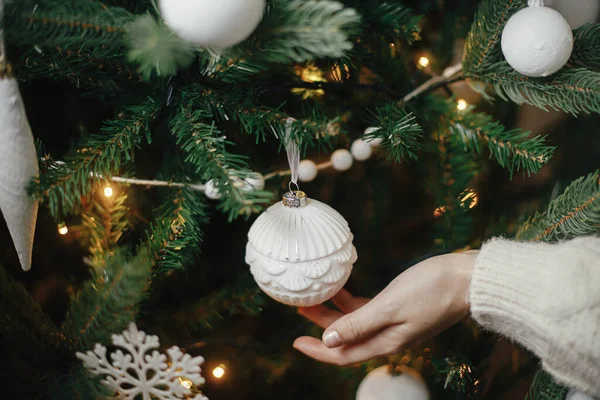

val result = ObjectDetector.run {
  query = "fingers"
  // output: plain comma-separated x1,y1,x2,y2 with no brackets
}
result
293,324,408,366
321,298,390,348
331,289,370,314
298,305,344,329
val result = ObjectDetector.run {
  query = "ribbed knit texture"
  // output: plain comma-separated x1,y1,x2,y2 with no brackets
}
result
470,236,600,398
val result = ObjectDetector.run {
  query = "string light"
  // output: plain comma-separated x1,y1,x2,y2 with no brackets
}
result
103,186,114,198
456,99,468,111
57,223,69,235
433,206,447,218
460,189,479,209
418,56,430,68
212,364,226,379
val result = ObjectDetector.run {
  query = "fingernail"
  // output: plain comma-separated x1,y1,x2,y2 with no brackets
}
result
322,330,342,348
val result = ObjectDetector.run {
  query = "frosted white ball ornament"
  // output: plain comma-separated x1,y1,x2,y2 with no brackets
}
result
159,0,266,49
351,139,373,161
331,149,354,171
298,160,318,182
245,191,357,307
356,366,430,400
501,4,573,77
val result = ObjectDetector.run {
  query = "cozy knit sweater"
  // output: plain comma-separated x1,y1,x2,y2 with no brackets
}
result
470,236,600,398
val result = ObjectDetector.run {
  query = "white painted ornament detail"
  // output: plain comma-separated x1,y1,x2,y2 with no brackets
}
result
501,2,573,77
159,0,265,49
245,191,357,307
77,323,208,400
0,68,39,271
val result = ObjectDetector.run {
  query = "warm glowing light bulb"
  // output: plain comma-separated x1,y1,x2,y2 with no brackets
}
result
103,186,114,198
58,223,69,235
179,379,192,389
418,56,430,68
461,190,479,209
212,365,226,379
456,99,468,111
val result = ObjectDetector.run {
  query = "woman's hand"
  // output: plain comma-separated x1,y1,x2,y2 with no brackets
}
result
293,252,477,366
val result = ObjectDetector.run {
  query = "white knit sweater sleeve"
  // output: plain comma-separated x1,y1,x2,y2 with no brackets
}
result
470,236,600,397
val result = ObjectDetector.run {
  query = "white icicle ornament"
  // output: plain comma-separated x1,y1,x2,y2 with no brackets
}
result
245,191,357,307
501,2,573,77
0,62,39,271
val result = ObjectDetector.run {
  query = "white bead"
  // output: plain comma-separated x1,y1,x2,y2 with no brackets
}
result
545,0,599,29
331,149,354,171
159,0,265,48
351,139,373,161
501,6,573,77
298,160,318,182
364,127,383,148
204,180,222,200
242,173,265,191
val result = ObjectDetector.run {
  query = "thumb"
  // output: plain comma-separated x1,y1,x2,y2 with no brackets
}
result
321,301,388,348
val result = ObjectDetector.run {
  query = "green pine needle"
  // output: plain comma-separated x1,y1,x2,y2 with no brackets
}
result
366,105,423,163
126,15,196,80
571,23,600,71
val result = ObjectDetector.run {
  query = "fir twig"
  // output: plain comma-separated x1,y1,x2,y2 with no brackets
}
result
570,23,600,71
359,2,422,44
526,370,569,400
366,105,423,163
61,249,153,352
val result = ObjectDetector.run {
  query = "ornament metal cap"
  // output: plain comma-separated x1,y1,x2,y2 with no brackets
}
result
282,190,307,208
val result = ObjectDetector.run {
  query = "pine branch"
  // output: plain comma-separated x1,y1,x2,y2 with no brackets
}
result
462,0,526,73
49,365,111,400
570,23,600,71
4,0,133,49
80,192,130,266
171,104,273,220
146,188,209,276
358,2,422,44
61,249,152,352
450,109,555,177
526,370,569,400
32,100,161,218
517,171,600,242
468,63,600,114
365,105,423,163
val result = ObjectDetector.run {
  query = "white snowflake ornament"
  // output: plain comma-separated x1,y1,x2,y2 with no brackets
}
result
77,323,208,400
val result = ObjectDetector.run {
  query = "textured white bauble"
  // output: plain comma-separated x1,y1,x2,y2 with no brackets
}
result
501,5,573,77
566,390,594,400
298,160,318,182
364,127,383,148
241,173,265,191
331,149,354,171
245,191,357,307
356,366,430,400
204,180,222,200
545,0,599,29
159,0,266,48
351,139,373,161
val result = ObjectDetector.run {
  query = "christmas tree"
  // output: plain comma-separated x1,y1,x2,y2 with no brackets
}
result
0,0,599,399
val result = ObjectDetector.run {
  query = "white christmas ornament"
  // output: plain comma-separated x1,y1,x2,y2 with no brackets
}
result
298,160,318,182
545,0,599,29
0,51,39,271
364,127,383,148
245,191,357,306
204,180,222,200
331,149,354,171
159,0,266,49
77,323,208,400
501,2,573,77
356,366,430,400
351,139,373,161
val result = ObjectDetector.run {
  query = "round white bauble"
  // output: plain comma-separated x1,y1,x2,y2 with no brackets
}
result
331,149,354,171
356,366,430,400
545,0,599,29
159,0,266,49
298,160,318,182
204,180,222,200
241,173,265,191
245,191,357,307
364,127,383,148
501,5,573,77
566,390,594,400
351,139,373,161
